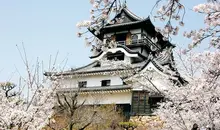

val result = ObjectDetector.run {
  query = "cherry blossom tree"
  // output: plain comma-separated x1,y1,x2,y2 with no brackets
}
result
138,0,219,50
0,45,61,130
52,92,97,130
148,1,220,129
185,2,220,49
0,82,58,130
152,0,185,40
155,51,220,130
0,44,124,130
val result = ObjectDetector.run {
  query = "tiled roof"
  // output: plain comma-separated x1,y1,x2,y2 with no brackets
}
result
44,61,146,77
57,85,132,94
122,7,143,21
103,18,149,29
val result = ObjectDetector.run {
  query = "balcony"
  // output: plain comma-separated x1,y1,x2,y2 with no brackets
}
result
115,38,160,51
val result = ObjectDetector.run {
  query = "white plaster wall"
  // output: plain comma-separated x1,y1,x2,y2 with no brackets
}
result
60,75,123,88
77,92,132,105
127,47,148,57
124,55,131,63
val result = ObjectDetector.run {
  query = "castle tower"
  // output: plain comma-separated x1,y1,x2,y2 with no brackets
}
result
45,6,185,116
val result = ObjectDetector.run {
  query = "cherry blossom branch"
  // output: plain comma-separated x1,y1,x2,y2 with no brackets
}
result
152,0,185,40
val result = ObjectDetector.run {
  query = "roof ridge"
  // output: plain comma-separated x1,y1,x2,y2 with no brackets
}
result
122,7,143,21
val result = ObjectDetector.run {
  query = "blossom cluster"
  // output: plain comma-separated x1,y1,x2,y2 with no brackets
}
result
184,2,220,49
154,0,185,39
154,1,219,50
76,0,121,52
76,20,92,28
0,80,59,130
155,51,220,130
193,3,220,27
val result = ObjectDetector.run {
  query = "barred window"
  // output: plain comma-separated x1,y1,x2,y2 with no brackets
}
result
101,80,111,86
78,81,87,88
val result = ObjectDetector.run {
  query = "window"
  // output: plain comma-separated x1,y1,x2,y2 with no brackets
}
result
78,81,87,88
101,80,111,86
131,91,150,115
131,91,164,116
107,52,124,61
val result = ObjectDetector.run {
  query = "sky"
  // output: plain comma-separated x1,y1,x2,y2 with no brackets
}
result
0,0,207,83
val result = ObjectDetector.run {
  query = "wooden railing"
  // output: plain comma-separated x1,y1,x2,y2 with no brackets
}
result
115,38,160,51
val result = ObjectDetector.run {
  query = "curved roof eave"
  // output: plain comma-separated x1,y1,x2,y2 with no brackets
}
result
70,61,99,71
110,6,143,23
90,45,147,60
45,68,136,77
44,61,99,76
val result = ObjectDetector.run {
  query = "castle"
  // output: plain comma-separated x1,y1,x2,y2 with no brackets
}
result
45,5,185,118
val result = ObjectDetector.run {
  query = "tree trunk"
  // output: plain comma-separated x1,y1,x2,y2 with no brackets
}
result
68,122,73,130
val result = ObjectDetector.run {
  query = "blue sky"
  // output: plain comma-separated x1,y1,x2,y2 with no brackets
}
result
0,0,206,83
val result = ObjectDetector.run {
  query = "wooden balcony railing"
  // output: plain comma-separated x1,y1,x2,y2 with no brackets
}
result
115,38,160,51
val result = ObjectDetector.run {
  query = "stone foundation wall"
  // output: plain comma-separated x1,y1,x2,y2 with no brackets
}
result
129,116,164,130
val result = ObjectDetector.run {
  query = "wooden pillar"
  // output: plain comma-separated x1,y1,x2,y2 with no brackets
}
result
126,32,131,45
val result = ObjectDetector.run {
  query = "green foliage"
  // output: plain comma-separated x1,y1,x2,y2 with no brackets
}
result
119,122,137,130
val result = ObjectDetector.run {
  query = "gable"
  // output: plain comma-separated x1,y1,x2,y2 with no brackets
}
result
113,10,137,24
123,61,176,93
106,7,142,26
141,61,176,79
